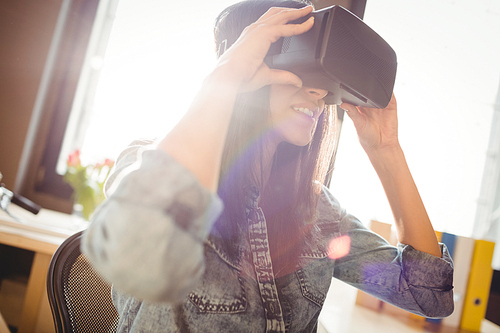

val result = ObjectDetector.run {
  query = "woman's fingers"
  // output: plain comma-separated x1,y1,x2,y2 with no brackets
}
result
341,103,360,116
254,6,314,43
341,103,367,133
239,65,303,92
266,68,302,87
341,94,399,150
274,16,314,38
258,5,313,24
216,5,314,91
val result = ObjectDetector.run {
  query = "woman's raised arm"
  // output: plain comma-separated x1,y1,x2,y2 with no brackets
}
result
341,95,442,257
157,6,314,192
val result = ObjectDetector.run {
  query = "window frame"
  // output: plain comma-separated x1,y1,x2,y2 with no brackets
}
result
19,0,100,212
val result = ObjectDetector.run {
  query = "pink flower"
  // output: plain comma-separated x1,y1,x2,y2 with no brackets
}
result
104,158,114,167
64,148,114,220
67,149,81,167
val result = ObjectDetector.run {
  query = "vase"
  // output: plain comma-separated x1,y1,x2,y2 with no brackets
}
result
70,202,90,230
72,202,85,219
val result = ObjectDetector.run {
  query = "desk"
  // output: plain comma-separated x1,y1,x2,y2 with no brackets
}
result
0,205,88,333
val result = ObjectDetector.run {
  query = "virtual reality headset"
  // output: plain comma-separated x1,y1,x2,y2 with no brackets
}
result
263,5,397,108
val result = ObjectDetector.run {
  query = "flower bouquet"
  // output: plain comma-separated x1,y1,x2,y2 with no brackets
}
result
63,149,114,220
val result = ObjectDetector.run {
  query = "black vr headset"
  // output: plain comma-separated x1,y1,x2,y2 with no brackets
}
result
267,5,397,108
220,5,397,109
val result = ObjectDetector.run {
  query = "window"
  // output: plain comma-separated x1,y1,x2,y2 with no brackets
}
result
59,0,245,170
330,0,500,262
18,0,101,208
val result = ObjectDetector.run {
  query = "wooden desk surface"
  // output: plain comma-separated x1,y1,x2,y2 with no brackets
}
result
0,205,88,254
0,205,88,333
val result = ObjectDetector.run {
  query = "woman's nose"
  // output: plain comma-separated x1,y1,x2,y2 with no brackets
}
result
303,86,329,100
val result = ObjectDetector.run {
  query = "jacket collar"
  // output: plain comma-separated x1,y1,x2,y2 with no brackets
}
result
206,186,340,270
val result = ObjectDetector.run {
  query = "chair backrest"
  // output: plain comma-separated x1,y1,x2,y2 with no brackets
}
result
47,230,119,333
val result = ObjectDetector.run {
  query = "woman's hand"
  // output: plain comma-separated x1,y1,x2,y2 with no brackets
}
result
342,94,442,257
341,94,399,152
216,6,314,92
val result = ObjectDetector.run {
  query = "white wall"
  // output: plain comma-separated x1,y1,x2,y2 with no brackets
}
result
330,0,500,237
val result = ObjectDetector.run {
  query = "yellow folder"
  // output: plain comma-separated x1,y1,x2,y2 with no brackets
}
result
460,239,495,332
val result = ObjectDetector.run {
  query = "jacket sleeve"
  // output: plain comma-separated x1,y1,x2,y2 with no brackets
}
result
320,187,454,318
81,142,224,303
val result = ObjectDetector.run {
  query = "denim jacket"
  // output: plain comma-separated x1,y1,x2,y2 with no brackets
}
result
81,142,454,333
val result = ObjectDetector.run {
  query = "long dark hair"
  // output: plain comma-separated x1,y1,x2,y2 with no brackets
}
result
214,0,337,276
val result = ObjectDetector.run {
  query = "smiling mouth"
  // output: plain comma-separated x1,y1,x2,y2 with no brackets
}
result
292,107,314,117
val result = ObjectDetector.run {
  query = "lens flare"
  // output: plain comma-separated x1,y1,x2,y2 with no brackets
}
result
328,235,351,259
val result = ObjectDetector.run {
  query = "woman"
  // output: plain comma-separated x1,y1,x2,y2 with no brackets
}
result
82,0,454,332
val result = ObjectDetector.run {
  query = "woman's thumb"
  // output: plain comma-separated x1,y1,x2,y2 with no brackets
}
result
267,69,302,88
